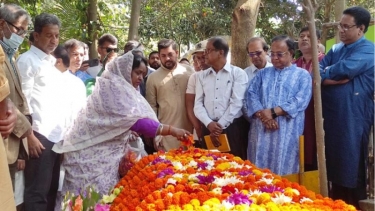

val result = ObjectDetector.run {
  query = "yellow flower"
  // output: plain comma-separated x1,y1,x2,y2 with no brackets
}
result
190,199,200,207
257,193,271,204
217,162,231,171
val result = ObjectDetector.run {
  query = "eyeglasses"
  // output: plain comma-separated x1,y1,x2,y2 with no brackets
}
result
337,23,357,31
248,51,263,58
5,20,27,36
269,51,288,58
204,48,218,54
106,48,119,53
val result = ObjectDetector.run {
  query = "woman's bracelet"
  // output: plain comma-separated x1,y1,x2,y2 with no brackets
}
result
158,124,163,135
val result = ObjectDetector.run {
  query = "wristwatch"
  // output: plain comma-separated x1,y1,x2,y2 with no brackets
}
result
271,108,277,119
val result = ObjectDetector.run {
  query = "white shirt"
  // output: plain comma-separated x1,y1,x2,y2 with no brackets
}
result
62,71,87,131
17,46,66,143
194,62,248,129
86,64,102,77
243,62,273,87
186,72,200,94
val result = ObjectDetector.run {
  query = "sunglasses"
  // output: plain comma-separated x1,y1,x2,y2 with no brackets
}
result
269,51,288,58
106,48,119,53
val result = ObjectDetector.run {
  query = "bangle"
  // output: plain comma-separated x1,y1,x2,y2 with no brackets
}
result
168,125,171,135
271,108,277,119
158,124,163,135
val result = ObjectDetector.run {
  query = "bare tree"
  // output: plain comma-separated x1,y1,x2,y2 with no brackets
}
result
230,0,261,69
128,0,141,41
87,0,98,59
302,0,328,197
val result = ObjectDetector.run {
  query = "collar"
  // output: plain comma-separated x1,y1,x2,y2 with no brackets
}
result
206,61,231,76
0,40,15,58
344,36,364,49
273,63,295,71
30,45,56,64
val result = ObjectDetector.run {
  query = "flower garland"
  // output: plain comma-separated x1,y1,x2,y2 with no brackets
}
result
110,143,356,211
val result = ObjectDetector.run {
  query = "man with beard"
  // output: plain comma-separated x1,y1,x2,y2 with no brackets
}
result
17,13,66,211
185,40,210,147
243,37,272,161
148,51,160,70
146,39,194,151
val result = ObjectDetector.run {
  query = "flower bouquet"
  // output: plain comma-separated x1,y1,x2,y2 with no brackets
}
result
110,144,356,210
61,186,123,211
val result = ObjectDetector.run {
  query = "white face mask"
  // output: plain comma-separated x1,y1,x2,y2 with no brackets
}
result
3,32,24,50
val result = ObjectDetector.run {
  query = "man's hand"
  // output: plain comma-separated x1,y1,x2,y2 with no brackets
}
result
193,123,202,139
21,128,32,139
264,119,279,130
207,122,222,136
322,79,350,86
257,109,272,124
0,100,17,138
17,159,25,171
27,132,45,158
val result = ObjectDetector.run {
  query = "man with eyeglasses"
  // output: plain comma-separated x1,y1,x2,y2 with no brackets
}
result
293,27,325,172
319,6,374,209
242,37,272,162
17,13,66,211
0,4,36,206
246,35,312,176
194,36,249,160
86,33,118,78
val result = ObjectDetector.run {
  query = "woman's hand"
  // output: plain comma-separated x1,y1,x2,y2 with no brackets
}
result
170,127,191,141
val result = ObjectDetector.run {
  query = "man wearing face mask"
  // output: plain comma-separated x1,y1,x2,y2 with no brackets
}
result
0,4,36,197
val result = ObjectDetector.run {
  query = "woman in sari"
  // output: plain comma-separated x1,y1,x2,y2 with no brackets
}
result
53,52,190,197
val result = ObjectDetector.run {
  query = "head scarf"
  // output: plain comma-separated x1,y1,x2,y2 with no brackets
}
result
53,52,158,153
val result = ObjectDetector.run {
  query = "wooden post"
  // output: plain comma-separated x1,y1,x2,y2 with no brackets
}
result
87,0,98,59
128,0,141,41
302,0,328,197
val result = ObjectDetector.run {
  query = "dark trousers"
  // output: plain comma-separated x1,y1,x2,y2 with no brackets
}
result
24,131,61,211
202,117,249,160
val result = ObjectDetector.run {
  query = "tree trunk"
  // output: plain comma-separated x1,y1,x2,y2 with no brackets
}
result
334,0,346,43
302,0,328,197
128,0,141,40
320,0,334,46
87,0,98,59
230,0,261,69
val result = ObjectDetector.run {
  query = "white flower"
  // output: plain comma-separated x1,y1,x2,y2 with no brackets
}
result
222,171,232,177
222,200,234,209
167,192,173,197
229,161,243,169
249,189,262,196
188,173,201,182
166,178,177,186
205,160,215,170
218,156,228,160
257,173,274,185
292,188,300,196
172,173,183,179
244,165,252,169
214,176,242,187
188,160,197,167
300,197,313,203
172,161,186,170
159,155,166,159
271,193,292,205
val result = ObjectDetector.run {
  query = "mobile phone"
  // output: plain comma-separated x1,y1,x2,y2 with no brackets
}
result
82,59,99,67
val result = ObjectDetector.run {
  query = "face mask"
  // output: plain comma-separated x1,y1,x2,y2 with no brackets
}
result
3,33,24,50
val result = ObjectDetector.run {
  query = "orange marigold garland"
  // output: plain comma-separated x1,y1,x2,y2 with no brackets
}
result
110,142,356,211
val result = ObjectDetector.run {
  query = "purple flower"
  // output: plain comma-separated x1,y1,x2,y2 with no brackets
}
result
157,168,174,178
197,162,208,170
259,185,284,193
227,192,252,205
94,203,110,211
196,175,215,185
238,170,253,177
151,157,171,165
206,153,218,160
